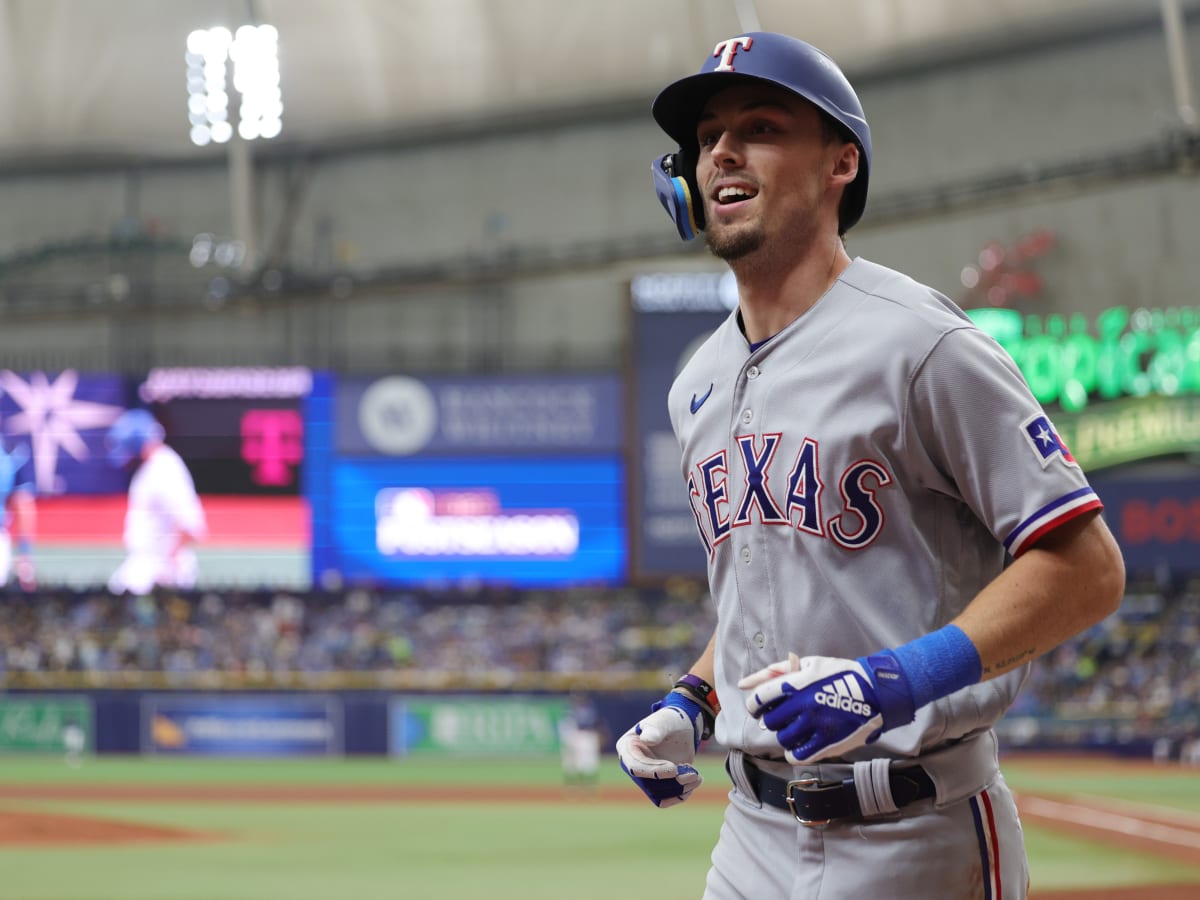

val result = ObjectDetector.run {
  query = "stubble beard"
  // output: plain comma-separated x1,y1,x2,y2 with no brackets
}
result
704,221,766,263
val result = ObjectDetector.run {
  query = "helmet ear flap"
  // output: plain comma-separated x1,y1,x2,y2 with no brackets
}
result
651,147,704,241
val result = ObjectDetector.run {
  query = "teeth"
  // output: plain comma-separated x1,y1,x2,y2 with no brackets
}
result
717,186,754,203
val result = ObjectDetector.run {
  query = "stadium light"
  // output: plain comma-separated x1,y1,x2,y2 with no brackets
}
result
186,24,281,147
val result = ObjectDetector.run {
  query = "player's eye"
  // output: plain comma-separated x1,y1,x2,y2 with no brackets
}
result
697,130,720,149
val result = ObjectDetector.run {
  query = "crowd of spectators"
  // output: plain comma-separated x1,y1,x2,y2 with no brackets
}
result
1,574,1196,757
1004,572,1200,760
0,579,716,683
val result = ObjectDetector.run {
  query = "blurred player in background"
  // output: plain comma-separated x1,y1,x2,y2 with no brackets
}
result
105,409,207,595
62,715,85,768
0,440,36,590
559,693,605,790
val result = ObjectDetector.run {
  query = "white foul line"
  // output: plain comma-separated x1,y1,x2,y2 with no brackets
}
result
1020,796,1200,851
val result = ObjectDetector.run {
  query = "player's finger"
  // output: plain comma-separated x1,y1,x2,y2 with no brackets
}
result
617,736,681,777
657,772,703,808
759,694,810,733
736,652,802,690
620,751,680,780
744,670,809,716
673,764,702,786
785,737,844,766
772,710,819,749
636,707,687,745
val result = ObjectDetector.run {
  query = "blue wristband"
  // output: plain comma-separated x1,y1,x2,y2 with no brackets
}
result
890,624,983,709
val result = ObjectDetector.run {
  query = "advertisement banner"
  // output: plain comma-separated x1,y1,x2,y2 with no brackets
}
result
0,370,134,495
1092,475,1200,574
143,695,342,756
335,373,622,457
1055,395,1200,472
629,273,737,579
390,697,567,756
140,367,313,495
0,696,92,754
311,455,626,586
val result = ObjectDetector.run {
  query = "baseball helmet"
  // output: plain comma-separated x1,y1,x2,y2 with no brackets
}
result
650,32,872,239
106,409,164,467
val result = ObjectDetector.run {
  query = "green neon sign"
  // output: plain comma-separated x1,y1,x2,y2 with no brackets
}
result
967,305,1200,411
1055,395,1200,470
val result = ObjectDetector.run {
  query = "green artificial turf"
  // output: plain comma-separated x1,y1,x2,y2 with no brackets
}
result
0,753,1197,899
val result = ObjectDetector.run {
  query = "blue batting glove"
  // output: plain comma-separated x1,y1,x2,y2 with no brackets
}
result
615,691,705,808
739,652,916,765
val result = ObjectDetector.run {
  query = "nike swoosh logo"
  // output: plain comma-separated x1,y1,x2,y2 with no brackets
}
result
690,383,714,414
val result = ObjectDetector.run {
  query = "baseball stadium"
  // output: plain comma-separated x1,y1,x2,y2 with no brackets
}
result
1,2,1200,899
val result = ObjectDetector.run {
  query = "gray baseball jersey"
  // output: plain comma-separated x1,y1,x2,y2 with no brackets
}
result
669,257,1102,761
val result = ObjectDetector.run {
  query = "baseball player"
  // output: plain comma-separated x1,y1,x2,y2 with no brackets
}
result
0,440,36,590
105,409,207,595
558,693,605,789
616,32,1126,899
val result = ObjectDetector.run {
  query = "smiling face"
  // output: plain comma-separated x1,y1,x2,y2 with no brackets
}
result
694,82,857,263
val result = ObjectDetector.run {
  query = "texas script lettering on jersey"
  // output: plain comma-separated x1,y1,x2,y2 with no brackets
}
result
686,433,893,559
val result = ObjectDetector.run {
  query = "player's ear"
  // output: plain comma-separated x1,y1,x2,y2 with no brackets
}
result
828,141,859,188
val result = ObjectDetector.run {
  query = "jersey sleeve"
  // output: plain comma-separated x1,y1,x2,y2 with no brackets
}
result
904,325,1102,557
159,452,208,539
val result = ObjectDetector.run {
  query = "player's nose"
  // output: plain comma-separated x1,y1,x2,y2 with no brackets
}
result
709,131,745,170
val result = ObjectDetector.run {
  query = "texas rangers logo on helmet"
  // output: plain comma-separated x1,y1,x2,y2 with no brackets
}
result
713,36,753,71
1021,413,1077,468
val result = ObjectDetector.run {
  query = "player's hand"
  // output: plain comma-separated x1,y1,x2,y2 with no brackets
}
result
739,651,916,765
616,692,704,808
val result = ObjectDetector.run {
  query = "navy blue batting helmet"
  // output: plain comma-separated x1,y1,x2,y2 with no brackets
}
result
650,32,872,239
106,409,164,467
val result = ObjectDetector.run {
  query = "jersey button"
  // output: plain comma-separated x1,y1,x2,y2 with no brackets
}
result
740,546,751,563
740,409,753,425
753,632,765,648
747,365,760,379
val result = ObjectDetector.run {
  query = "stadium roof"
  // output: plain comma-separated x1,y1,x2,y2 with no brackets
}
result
0,0,1182,166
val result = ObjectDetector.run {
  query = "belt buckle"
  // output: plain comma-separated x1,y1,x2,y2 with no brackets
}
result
785,776,843,829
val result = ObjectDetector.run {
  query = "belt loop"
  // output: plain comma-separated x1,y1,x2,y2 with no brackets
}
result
852,758,898,818
725,749,762,808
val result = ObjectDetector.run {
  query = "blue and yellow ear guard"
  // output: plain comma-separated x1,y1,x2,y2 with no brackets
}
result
652,149,704,241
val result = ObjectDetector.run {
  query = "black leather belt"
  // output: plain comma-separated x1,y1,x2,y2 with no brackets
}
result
729,754,936,827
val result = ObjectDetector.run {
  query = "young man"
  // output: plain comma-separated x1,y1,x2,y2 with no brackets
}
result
617,32,1125,899
105,409,207,595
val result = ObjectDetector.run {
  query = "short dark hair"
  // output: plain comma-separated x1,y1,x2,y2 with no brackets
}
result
818,111,857,239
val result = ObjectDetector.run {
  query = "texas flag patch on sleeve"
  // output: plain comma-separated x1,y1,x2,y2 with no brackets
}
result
1021,413,1077,468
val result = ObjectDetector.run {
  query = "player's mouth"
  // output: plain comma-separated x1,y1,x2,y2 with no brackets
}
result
711,183,758,217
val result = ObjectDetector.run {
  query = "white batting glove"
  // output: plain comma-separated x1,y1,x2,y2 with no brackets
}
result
740,652,914,765
616,696,704,808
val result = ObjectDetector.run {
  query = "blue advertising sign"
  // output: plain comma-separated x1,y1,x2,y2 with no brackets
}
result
1091,474,1200,575
335,374,622,456
629,276,735,579
142,695,342,756
311,456,626,586
0,370,134,494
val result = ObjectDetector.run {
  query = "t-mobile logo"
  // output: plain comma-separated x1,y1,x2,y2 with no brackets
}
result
241,409,303,486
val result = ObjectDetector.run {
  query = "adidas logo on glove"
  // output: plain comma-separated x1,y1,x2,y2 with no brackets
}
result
815,676,873,718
